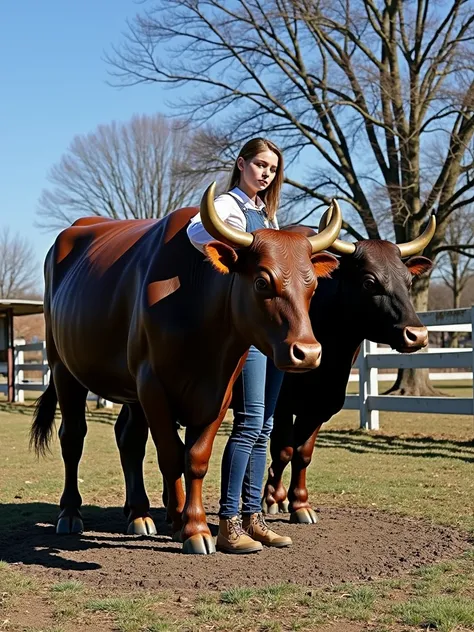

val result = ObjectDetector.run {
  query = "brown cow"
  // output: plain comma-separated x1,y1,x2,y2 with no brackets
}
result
31,184,341,554
263,215,436,523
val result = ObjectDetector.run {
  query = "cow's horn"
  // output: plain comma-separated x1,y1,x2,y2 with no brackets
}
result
318,203,356,255
397,214,436,258
307,199,343,254
200,182,254,248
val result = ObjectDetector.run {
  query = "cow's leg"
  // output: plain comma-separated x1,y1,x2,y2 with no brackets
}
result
137,370,186,542
114,403,157,536
262,410,294,515
54,362,89,534
287,420,322,524
179,419,221,554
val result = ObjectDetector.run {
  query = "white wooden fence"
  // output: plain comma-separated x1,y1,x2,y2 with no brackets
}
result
0,341,113,408
1,307,473,428
344,306,474,429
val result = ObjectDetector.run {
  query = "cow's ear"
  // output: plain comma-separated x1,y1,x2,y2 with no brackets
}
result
405,256,433,277
204,241,239,274
311,252,339,278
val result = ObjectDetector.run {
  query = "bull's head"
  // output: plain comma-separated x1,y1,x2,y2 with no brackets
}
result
319,211,436,353
199,183,342,372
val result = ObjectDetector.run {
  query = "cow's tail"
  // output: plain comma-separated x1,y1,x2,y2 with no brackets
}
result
30,377,58,456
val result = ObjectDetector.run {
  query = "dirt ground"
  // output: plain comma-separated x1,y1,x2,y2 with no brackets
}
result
0,503,469,592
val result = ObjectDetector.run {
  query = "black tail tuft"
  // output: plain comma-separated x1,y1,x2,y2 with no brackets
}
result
30,379,58,456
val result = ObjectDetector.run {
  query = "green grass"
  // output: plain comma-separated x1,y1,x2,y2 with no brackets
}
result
0,403,473,631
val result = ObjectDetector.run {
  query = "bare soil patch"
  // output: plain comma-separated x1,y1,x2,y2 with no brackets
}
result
0,504,469,592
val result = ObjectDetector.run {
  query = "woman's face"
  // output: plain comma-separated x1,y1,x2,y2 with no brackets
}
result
237,149,279,198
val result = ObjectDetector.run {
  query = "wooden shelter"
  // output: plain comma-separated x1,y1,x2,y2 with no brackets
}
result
0,299,43,403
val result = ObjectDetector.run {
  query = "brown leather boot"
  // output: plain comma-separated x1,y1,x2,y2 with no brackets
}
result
243,512,292,548
216,516,263,554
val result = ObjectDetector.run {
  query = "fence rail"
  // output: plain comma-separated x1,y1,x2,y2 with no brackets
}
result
0,341,112,408
2,307,473,427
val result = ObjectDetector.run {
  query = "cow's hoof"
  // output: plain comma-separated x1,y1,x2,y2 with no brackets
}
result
127,517,157,536
56,515,83,534
182,533,216,555
278,500,290,513
265,501,280,515
289,508,319,524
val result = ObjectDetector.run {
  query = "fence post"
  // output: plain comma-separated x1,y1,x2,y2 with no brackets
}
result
14,341,25,403
471,306,474,424
359,339,379,430
42,341,50,388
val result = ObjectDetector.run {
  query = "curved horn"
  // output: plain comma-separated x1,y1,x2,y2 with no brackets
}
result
200,182,254,248
318,203,356,255
307,199,343,254
397,214,436,258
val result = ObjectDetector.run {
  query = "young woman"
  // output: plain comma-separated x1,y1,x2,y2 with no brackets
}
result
187,138,292,554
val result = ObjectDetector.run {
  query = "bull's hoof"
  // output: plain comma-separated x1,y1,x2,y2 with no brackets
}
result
289,508,319,524
56,514,83,534
182,533,216,555
127,517,157,536
263,499,289,514
264,501,280,515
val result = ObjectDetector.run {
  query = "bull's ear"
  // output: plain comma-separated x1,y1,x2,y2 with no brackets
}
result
405,256,433,277
204,241,239,274
311,252,339,278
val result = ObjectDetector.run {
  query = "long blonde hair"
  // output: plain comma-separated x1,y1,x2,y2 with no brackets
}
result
227,138,284,221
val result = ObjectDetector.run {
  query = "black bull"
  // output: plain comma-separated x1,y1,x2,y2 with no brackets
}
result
263,228,435,523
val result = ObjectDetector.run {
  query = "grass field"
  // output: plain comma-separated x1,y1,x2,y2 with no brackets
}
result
0,388,473,632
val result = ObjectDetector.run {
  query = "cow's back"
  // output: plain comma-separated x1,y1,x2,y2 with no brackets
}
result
44,208,199,402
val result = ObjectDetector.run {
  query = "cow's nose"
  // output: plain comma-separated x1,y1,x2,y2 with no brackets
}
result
403,326,428,348
289,341,322,369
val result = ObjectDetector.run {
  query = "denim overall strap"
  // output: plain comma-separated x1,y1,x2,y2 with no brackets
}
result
225,192,267,232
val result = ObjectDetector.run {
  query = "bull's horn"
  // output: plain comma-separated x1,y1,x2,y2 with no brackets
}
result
307,199,343,254
318,203,356,255
200,182,254,248
397,214,436,258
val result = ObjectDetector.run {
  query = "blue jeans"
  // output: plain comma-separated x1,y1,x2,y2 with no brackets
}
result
219,346,284,518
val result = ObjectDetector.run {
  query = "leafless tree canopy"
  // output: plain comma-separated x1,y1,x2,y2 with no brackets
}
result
434,208,474,308
108,0,474,303
37,114,216,228
0,228,39,299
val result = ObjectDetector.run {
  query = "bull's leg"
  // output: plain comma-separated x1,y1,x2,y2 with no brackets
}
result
114,404,157,536
180,419,221,554
263,411,294,515
54,362,89,534
287,421,322,524
137,370,186,542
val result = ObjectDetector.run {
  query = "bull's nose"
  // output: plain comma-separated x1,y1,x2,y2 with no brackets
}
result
403,326,428,349
289,341,322,369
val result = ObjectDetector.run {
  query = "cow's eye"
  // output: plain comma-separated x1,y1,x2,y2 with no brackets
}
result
255,277,269,292
363,278,376,292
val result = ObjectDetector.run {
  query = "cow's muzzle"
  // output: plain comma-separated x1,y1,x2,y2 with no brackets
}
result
274,341,322,372
396,326,429,353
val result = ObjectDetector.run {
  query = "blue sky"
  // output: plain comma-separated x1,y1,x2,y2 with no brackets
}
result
1,1,177,286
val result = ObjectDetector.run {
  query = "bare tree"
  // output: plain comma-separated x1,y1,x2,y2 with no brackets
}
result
37,114,216,228
435,210,474,309
433,209,474,346
0,228,39,299
107,0,474,395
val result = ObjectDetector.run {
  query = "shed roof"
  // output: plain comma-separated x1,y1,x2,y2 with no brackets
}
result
0,299,44,316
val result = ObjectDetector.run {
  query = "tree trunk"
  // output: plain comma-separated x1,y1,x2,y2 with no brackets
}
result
384,272,446,396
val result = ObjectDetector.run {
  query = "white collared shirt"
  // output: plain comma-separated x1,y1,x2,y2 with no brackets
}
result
187,186,279,252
